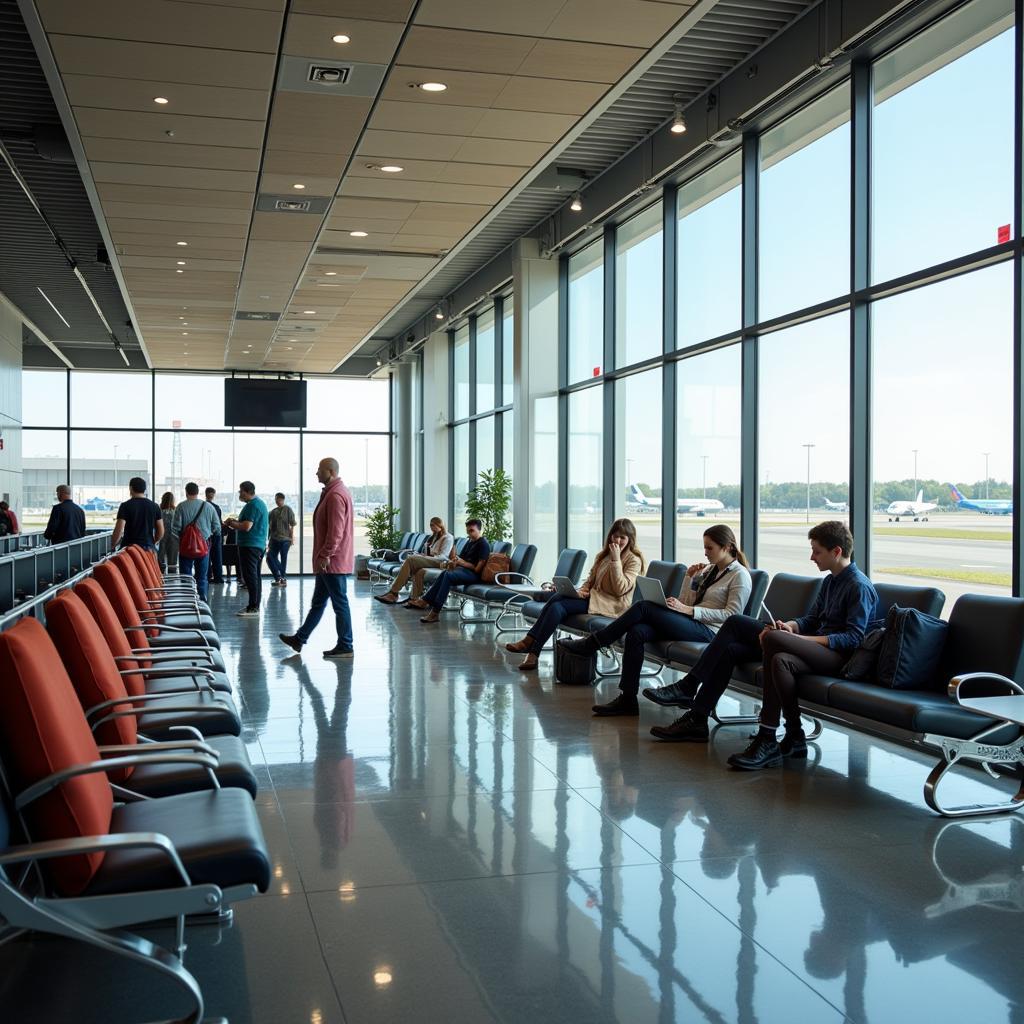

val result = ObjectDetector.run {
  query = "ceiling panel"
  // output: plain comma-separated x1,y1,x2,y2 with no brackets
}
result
290,0,415,21
62,75,270,120
282,14,406,63
82,137,261,172
74,106,267,148
91,163,258,193
413,0,564,37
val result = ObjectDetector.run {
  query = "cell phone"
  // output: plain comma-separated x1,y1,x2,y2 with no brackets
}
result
761,602,778,627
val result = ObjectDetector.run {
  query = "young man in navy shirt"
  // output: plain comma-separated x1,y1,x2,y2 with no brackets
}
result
645,521,878,767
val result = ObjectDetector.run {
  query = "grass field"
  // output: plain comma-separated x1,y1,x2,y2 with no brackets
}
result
875,566,1012,587
873,527,1012,542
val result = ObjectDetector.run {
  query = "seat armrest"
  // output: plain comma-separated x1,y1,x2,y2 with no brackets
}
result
948,672,1024,702
495,572,536,587
123,624,211,647
99,739,216,756
84,690,228,720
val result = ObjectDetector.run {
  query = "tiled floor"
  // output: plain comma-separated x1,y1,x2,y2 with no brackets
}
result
4,578,1024,1023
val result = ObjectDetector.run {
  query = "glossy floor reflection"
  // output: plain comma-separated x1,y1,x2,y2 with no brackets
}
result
4,578,1023,1023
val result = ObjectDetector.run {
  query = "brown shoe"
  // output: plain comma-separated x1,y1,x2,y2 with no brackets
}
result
374,592,399,605
420,610,440,623
518,654,539,671
405,599,429,610
505,638,532,653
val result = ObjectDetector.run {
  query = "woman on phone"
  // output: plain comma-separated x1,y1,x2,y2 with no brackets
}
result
562,524,752,716
505,518,645,672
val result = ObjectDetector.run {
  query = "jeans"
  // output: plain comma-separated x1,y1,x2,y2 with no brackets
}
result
389,554,443,597
591,600,716,697
208,532,223,582
759,629,846,730
238,546,264,609
525,592,590,654
423,567,479,610
267,538,291,580
297,573,353,649
178,552,210,603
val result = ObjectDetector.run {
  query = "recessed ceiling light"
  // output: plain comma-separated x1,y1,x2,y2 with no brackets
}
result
176,260,186,265
154,96,170,105
415,82,447,92
182,322,188,326
570,193,583,212
292,183,306,190
380,165,403,173
349,230,368,238
182,332,189,336
179,316,185,320
176,269,184,273
325,271,337,276
332,33,350,43
176,241,188,246
286,346,293,350
303,310,317,314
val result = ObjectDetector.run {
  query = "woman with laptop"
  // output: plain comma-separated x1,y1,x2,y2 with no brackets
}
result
504,518,645,672
561,524,752,717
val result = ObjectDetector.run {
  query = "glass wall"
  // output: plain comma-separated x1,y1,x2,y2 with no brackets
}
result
567,385,603,559
22,371,390,572
615,203,663,368
615,370,662,557
567,241,604,384
676,346,741,561
453,325,470,420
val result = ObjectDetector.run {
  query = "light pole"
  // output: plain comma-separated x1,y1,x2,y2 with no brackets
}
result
701,455,709,501
912,449,918,498
802,443,815,523
983,452,991,499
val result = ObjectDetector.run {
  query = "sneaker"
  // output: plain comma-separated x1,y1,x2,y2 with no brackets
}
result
323,645,354,659
279,633,304,654
592,693,639,717
649,710,710,742
642,679,698,707
236,608,259,618
727,732,783,770
779,729,808,759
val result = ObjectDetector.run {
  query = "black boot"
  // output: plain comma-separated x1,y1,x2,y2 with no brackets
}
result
642,678,698,707
649,710,709,742
592,693,639,716
779,728,807,758
727,730,783,770
560,634,601,656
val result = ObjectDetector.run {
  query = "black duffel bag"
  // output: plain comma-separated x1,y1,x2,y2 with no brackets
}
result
555,640,597,685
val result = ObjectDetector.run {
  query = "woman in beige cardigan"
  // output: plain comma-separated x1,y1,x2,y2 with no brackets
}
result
505,518,646,671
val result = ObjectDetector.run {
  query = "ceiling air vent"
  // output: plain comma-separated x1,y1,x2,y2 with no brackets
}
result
275,199,310,212
236,311,280,321
309,65,351,86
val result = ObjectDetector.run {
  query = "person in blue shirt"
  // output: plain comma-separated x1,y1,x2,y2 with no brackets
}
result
224,481,268,617
645,521,878,769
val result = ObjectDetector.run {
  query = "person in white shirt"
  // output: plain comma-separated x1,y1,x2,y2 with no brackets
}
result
375,517,455,606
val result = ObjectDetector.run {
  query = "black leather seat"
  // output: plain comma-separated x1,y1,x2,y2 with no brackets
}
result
124,735,258,797
141,669,232,694
874,582,945,617
87,788,271,895
135,691,242,739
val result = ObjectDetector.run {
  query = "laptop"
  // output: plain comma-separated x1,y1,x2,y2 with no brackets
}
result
551,576,581,597
635,575,668,606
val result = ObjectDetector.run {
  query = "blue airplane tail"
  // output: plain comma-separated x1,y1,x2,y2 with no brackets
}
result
948,484,966,504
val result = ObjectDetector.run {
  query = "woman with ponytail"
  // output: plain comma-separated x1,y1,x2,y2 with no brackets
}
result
563,524,752,716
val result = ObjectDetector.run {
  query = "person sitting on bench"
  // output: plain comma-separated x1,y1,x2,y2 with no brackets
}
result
505,518,645,672
417,519,490,624
563,525,752,716
375,516,454,605
641,520,878,764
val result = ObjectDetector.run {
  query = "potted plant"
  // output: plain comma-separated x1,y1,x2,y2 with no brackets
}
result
364,504,402,554
464,469,512,541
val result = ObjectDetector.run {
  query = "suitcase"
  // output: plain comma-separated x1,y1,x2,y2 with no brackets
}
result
555,640,597,685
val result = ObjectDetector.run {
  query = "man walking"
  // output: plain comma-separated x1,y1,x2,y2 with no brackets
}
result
111,477,163,551
205,487,224,584
225,481,268,617
280,458,354,658
172,481,221,602
267,491,297,586
44,485,86,543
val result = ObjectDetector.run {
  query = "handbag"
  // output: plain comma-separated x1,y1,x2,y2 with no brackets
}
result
555,640,597,685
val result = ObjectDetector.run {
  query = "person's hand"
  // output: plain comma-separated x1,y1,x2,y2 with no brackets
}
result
776,620,797,633
318,559,330,573
666,596,691,615
686,562,707,578
578,585,591,598
541,582,555,592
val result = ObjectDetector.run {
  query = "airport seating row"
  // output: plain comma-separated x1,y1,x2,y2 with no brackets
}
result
0,545,269,1022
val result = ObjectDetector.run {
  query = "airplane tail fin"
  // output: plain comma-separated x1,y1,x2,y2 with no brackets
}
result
629,484,646,503
915,489,923,504
948,484,965,504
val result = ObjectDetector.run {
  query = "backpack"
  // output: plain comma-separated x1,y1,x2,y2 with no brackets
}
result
179,505,210,559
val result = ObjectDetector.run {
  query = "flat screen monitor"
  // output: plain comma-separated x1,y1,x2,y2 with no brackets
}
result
224,378,307,428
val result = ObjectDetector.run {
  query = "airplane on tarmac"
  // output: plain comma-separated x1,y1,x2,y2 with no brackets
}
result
628,484,725,516
948,484,1013,515
886,490,937,522
823,497,848,513
81,496,112,511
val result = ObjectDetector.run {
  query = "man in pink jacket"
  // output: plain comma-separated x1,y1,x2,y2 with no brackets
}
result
279,457,355,658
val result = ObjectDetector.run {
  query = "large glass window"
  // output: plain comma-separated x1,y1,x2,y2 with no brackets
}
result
476,416,494,476
567,386,604,559
676,346,741,560
22,429,67,523
677,155,742,348
872,1,1014,283
154,374,224,430
153,432,233,508
453,326,470,420
305,378,389,432
615,203,663,368
757,314,850,573
453,423,469,519
872,264,1013,613
71,372,152,429
615,369,662,557
759,85,850,321
475,308,495,413
71,430,152,528
23,370,67,427
531,397,558,574
502,305,514,406
567,240,604,385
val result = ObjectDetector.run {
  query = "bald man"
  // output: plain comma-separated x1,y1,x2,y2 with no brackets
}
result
280,457,355,658
44,485,86,544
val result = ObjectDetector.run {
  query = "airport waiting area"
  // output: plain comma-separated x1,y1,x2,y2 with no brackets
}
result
1,0,1024,1021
